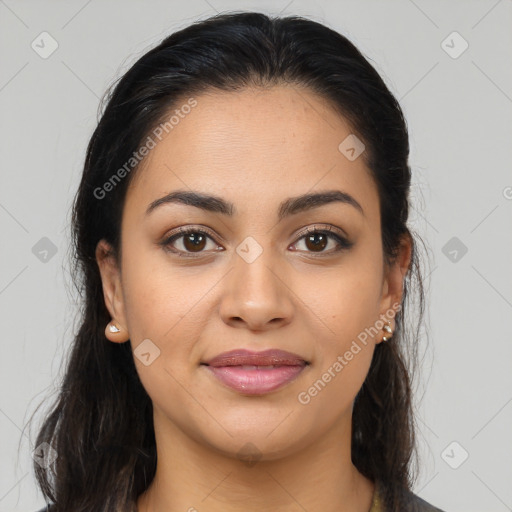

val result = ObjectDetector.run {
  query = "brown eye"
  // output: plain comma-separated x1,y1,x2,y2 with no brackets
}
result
304,232,328,252
162,225,352,258
182,232,207,252
292,227,353,255
162,228,219,256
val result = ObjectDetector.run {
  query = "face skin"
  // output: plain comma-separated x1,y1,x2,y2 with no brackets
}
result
96,84,411,512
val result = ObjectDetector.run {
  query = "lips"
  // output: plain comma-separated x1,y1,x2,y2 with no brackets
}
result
201,349,309,395
203,349,309,367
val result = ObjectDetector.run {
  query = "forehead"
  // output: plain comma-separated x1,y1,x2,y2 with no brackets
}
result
124,85,378,222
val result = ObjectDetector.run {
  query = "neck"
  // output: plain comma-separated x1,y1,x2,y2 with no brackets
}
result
136,407,375,512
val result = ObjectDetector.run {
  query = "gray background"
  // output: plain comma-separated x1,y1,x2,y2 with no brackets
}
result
1,1,511,511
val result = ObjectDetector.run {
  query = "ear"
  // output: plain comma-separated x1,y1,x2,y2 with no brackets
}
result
95,239,130,343
377,233,412,344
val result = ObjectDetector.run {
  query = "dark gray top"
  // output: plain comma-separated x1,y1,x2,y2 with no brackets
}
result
34,487,446,512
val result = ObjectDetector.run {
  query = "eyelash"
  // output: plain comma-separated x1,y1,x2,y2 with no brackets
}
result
160,225,353,258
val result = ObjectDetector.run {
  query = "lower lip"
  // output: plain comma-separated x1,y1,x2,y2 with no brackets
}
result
203,365,306,395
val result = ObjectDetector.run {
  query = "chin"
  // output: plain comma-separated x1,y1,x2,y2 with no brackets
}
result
197,424,314,464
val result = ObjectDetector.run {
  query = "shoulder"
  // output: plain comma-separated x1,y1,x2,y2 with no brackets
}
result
34,505,56,512
372,480,446,512
399,487,446,512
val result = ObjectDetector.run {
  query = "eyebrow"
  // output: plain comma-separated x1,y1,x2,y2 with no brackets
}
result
145,189,364,220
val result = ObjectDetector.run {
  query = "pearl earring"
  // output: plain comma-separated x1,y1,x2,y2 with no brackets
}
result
382,321,393,342
108,322,120,333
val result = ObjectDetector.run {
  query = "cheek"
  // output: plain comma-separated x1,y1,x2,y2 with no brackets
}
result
120,252,208,413
121,242,217,343
294,331,375,440
291,254,382,401
295,258,383,344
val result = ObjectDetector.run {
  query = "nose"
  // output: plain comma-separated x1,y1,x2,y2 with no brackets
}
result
219,249,294,331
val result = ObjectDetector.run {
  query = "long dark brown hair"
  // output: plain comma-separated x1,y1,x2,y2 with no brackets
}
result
24,11,428,512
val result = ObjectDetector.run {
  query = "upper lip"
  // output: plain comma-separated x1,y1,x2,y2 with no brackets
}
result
203,349,309,367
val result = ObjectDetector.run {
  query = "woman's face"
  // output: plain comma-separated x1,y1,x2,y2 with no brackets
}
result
97,84,409,461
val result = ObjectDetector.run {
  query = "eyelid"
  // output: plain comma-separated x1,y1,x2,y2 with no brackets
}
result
293,223,349,241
